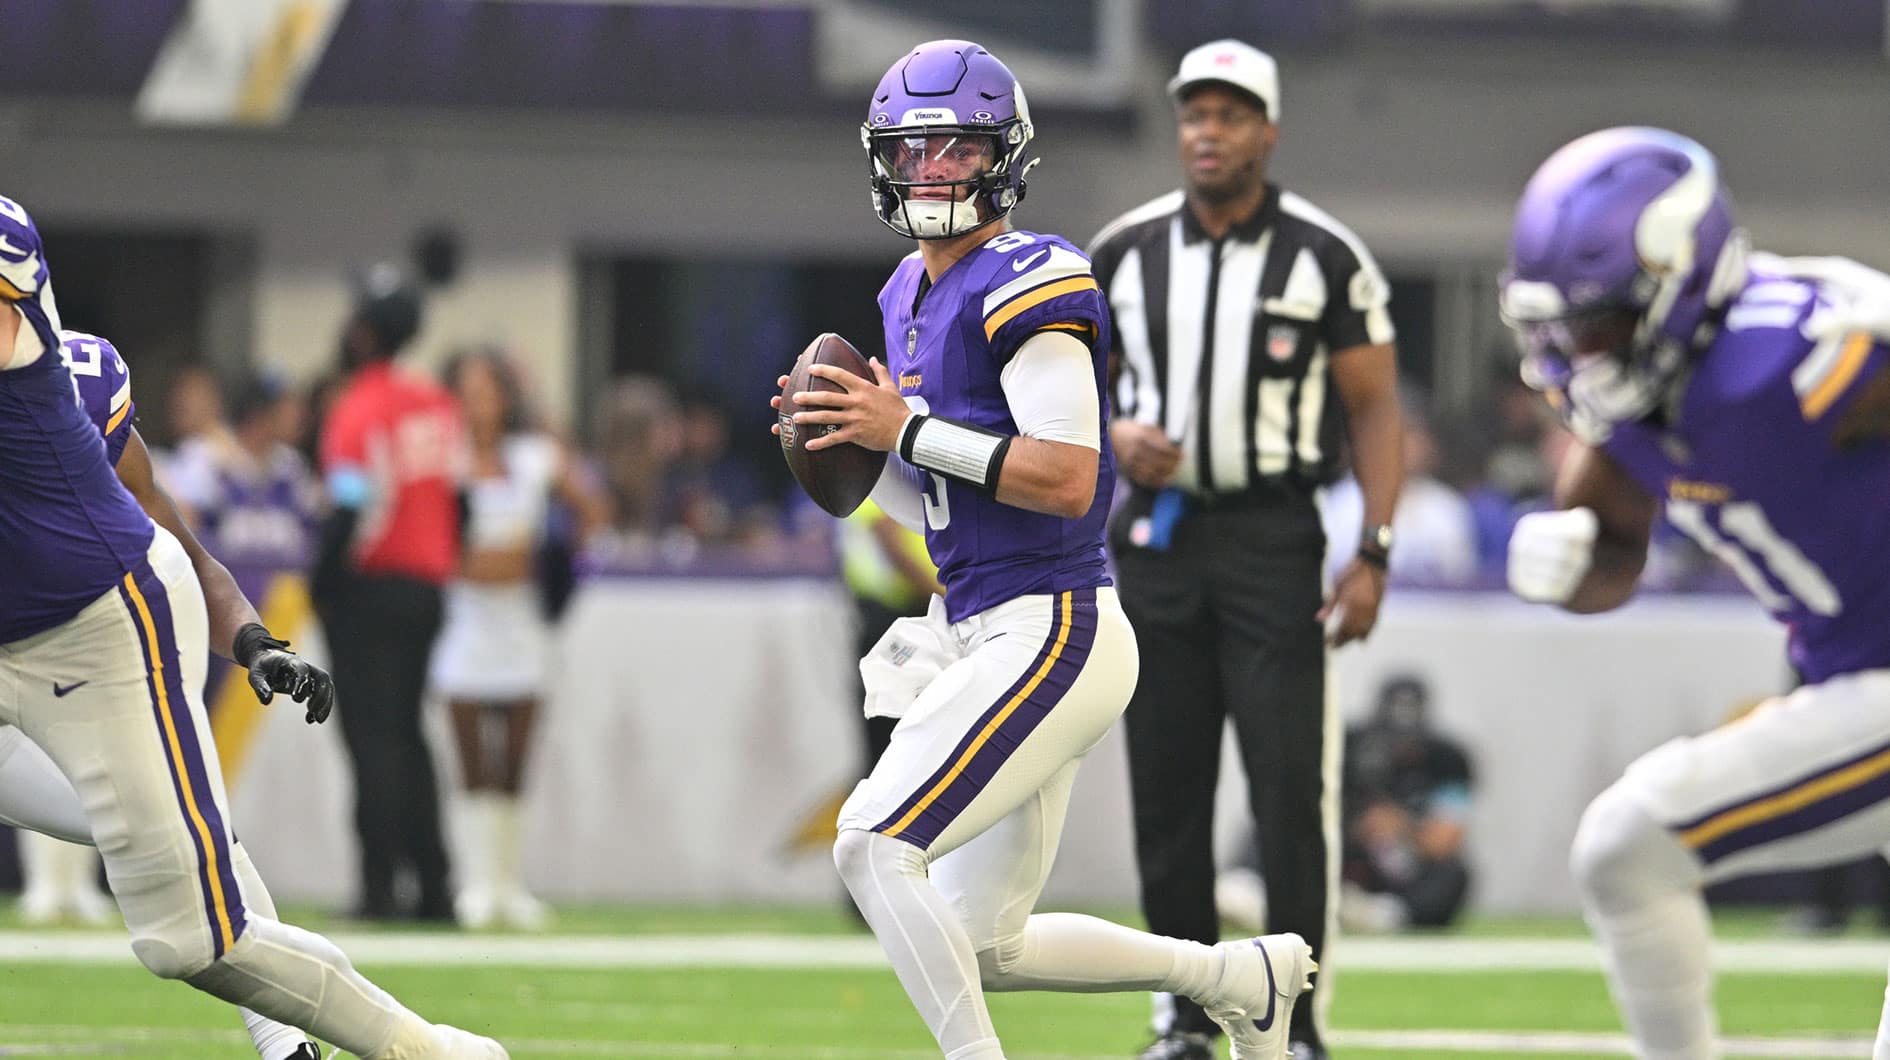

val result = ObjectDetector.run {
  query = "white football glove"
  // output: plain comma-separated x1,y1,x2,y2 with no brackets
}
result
1508,506,1600,605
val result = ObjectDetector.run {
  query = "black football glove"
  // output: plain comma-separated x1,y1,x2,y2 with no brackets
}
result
233,622,337,724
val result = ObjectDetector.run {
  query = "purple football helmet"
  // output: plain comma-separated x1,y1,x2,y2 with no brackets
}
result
862,40,1037,240
1500,128,1749,440
0,194,63,362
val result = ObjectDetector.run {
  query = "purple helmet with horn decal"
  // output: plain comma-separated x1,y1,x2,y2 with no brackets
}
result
1499,127,1749,440
862,40,1038,240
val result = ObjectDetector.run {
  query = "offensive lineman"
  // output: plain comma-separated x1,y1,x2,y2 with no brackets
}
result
0,196,505,1059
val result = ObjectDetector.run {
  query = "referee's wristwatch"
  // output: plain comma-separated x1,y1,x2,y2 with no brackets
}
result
1357,523,1394,570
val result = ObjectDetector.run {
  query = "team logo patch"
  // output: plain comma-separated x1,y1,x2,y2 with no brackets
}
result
1267,324,1299,362
777,413,796,449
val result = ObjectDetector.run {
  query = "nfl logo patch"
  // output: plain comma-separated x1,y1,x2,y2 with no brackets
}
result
1267,324,1298,362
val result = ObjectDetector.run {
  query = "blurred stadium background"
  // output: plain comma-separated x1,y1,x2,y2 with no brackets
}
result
4,0,1890,1057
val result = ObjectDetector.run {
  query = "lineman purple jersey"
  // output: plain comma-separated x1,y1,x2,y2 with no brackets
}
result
0,202,155,644
879,230,1115,622
59,330,137,466
1596,266,1890,683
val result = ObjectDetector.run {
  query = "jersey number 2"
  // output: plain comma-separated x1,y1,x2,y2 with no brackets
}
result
1666,499,1840,616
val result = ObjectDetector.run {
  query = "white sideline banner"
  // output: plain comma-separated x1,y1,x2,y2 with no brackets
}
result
230,583,1784,914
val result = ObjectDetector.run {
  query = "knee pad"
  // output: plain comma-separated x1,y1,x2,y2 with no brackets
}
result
132,933,216,980
833,828,924,892
1570,783,1701,915
121,867,224,979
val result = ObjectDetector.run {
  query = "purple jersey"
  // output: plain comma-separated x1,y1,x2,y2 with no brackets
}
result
0,200,154,645
1598,266,1890,683
172,443,320,570
878,230,1115,622
59,330,136,466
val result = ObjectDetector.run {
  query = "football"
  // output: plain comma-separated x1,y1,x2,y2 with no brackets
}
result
779,332,884,518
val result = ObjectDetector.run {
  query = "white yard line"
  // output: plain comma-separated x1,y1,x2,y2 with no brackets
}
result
0,931,1884,973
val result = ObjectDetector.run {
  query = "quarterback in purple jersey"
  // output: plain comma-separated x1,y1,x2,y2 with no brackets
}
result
0,199,506,1060
1499,128,1890,1058
770,41,1311,1060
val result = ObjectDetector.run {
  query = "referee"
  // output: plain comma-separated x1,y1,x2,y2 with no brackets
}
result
1089,40,1405,1060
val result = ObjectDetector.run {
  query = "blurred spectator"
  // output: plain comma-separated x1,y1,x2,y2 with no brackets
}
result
588,376,684,557
431,348,606,930
312,265,461,922
164,369,321,571
15,833,113,927
167,361,232,445
151,362,235,521
1323,396,1478,586
666,383,774,547
1340,674,1474,932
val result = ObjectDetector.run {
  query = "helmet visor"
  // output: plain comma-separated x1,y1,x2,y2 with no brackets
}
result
871,132,999,200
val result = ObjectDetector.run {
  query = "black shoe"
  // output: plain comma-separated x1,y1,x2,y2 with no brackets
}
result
349,895,399,922
1135,1032,1215,1060
411,892,459,924
277,1044,323,1060
1290,1041,1329,1060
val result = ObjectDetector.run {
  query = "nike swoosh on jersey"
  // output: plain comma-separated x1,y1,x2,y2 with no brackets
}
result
53,680,88,697
0,234,28,259
1011,249,1050,272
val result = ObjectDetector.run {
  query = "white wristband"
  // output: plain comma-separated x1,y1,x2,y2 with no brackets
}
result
898,414,1012,491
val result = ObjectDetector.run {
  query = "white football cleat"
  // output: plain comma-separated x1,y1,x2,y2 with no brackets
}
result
453,888,498,931
497,888,551,932
1204,932,1315,1060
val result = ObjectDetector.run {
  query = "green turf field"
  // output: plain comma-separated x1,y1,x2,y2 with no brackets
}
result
3,903,1884,1059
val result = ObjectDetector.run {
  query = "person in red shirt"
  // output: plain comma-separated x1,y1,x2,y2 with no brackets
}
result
313,265,463,922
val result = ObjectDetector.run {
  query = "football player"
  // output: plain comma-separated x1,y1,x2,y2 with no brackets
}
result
0,196,505,1059
772,41,1312,1060
1500,128,1890,1059
0,327,329,1059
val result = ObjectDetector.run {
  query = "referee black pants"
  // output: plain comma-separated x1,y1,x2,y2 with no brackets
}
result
318,573,451,917
1110,488,1332,1048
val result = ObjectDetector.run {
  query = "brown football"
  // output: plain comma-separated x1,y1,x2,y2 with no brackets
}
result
779,332,884,517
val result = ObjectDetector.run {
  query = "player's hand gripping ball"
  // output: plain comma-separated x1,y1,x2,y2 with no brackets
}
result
774,333,886,517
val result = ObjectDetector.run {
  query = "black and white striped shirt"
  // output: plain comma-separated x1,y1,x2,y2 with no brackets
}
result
1089,184,1395,494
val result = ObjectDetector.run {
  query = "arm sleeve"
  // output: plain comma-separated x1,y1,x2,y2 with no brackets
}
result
998,329,1101,450
868,455,927,534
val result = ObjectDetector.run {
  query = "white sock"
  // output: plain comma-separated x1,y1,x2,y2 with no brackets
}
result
459,792,500,898
491,794,526,898
230,844,319,1059
979,912,1225,998
1587,891,1715,1060
834,829,1001,1057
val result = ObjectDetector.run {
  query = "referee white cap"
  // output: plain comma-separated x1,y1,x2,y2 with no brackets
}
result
1168,39,1279,122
